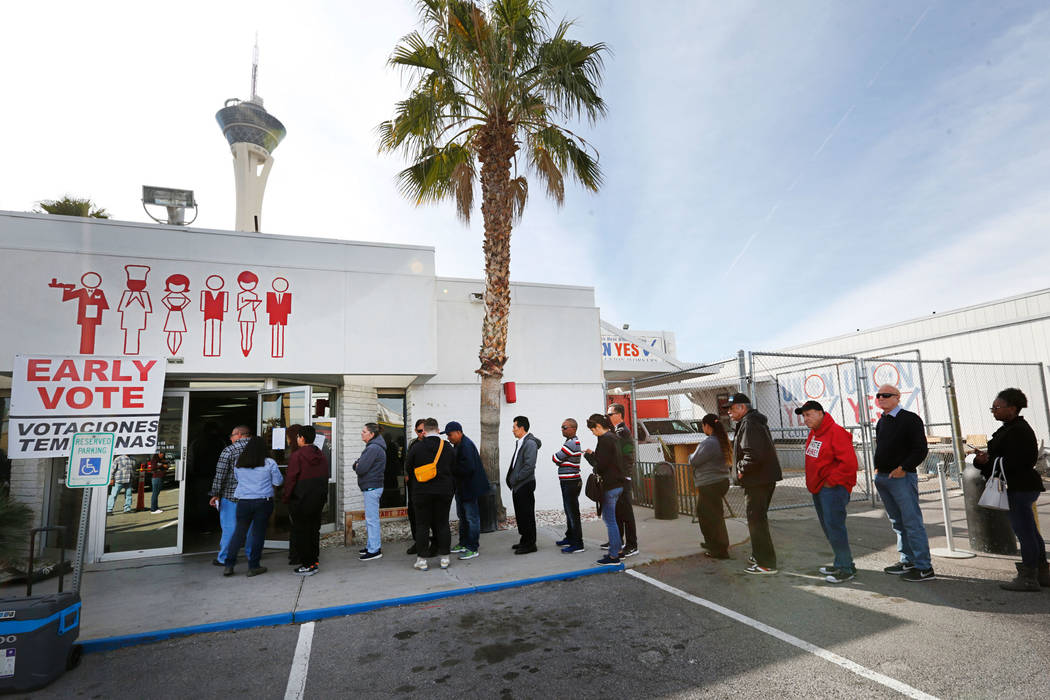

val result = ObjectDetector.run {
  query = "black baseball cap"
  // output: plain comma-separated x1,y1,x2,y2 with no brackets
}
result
726,393,751,405
441,421,463,434
794,400,824,415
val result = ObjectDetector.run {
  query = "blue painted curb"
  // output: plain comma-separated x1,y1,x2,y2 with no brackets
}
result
81,564,624,654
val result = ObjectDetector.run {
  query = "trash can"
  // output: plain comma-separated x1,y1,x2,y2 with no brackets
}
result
478,484,499,533
652,461,678,520
961,463,1017,555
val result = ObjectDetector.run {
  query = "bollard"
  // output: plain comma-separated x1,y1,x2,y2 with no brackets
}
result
961,464,1017,554
478,484,498,533
652,462,678,520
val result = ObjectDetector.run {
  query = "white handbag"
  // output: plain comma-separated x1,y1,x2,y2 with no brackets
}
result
977,457,1010,511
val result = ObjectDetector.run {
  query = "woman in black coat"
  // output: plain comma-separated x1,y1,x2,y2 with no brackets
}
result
583,414,626,566
973,388,1048,591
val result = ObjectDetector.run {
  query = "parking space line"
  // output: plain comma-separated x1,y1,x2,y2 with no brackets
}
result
625,570,938,700
284,621,315,700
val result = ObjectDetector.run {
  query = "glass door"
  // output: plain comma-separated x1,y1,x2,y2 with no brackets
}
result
98,390,189,560
257,386,311,548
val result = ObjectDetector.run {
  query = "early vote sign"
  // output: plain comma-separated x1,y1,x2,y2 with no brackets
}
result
9,354,165,458
66,433,116,488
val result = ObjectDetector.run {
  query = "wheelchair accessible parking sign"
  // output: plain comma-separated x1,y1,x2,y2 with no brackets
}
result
67,433,116,488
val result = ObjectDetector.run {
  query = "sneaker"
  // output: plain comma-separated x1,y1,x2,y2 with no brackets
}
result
825,569,856,584
450,545,468,554
561,545,586,554
440,557,450,570
151,509,164,514
748,554,756,564
413,557,429,571
406,544,418,555
359,550,383,561
597,555,621,566
600,542,610,550
212,559,225,567
704,551,731,560
358,548,368,554
744,564,778,575
458,550,479,560
901,567,935,582
223,566,235,577
884,562,915,575
247,566,268,577
818,565,839,576
620,546,639,558
555,538,571,547
294,564,319,576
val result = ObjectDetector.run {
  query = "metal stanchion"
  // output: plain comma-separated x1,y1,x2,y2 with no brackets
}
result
931,359,975,559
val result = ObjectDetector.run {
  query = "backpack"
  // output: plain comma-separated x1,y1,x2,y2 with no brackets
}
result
414,439,444,483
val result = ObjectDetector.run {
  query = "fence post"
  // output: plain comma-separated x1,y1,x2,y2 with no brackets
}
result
629,377,640,499
914,349,933,425
931,358,975,559
853,357,875,505
1039,364,1050,439
737,349,747,394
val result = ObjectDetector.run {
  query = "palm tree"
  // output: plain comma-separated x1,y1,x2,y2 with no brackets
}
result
379,0,607,517
35,196,110,218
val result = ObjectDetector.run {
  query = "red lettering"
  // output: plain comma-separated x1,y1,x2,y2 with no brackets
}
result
846,397,861,424
132,360,157,382
83,359,108,382
27,359,51,381
53,360,80,382
37,387,65,409
66,387,92,409
110,360,132,382
123,387,144,409
96,386,119,408
630,344,639,357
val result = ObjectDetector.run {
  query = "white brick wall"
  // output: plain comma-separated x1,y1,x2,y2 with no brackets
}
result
340,381,379,517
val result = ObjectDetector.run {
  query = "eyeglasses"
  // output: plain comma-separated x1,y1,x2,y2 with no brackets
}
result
560,425,570,430
415,428,424,434
874,393,899,399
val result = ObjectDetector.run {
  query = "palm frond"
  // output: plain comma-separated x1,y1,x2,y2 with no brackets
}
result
508,175,529,223
396,142,478,219
531,26,608,123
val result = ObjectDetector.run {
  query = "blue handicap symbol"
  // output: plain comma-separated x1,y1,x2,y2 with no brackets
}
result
78,457,102,476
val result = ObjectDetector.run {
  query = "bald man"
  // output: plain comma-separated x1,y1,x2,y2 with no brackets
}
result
873,384,934,582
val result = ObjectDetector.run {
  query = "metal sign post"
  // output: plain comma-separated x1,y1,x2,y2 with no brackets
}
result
931,359,975,559
66,433,116,594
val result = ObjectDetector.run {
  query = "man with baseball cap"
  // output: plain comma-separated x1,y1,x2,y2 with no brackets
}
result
728,393,783,574
796,401,858,583
443,421,490,559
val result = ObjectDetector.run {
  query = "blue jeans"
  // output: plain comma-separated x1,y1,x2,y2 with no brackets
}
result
874,472,931,570
560,479,583,548
150,478,163,510
226,498,273,569
1006,491,1047,568
108,483,134,512
218,498,255,565
602,488,623,558
456,495,481,551
812,485,854,571
363,487,384,553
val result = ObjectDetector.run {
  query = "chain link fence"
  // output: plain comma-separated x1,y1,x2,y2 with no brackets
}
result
620,350,1050,518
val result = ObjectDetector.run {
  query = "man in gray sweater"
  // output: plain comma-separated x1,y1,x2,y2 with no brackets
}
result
506,415,541,554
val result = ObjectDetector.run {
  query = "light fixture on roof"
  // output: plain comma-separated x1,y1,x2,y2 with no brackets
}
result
142,186,198,225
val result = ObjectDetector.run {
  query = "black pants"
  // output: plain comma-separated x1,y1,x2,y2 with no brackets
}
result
288,477,327,567
696,479,730,556
616,481,638,549
744,483,777,568
512,480,537,546
560,479,583,547
413,492,453,556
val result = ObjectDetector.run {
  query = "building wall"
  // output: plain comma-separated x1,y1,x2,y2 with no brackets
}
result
339,382,379,514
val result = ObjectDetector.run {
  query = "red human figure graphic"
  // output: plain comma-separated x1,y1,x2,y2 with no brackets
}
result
161,273,191,355
265,277,292,358
235,270,262,357
49,272,109,354
117,265,152,355
201,275,228,357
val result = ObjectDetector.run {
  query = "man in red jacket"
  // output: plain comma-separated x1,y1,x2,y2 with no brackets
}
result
797,401,858,584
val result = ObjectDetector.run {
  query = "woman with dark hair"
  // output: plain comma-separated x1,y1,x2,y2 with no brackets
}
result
583,413,626,566
690,414,732,559
973,388,1048,591
223,436,283,577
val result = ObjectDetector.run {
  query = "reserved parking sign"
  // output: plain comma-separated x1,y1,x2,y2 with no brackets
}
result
66,433,116,488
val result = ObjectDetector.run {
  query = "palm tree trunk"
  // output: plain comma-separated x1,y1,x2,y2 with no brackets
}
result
477,122,515,522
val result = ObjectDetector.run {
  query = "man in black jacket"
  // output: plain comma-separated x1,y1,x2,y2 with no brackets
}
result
507,416,541,555
873,384,934,582
729,393,783,574
607,403,639,557
407,417,456,571
444,421,490,559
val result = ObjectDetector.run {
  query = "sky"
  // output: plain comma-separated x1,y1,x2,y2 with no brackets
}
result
2,0,1049,363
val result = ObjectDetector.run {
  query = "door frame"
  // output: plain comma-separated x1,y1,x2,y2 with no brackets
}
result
257,385,312,549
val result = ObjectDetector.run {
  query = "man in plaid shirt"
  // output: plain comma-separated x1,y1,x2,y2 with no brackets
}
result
208,425,257,566
107,453,137,513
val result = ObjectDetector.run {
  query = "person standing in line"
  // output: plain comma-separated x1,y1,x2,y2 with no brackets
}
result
728,393,783,575
406,418,456,571
405,419,436,556
209,426,256,567
584,414,626,566
873,384,935,582
553,418,585,554
444,421,490,560
149,453,168,514
507,416,541,555
973,388,1048,591
690,414,732,560
283,425,330,576
107,453,137,514
796,401,858,584
606,403,639,558
354,423,387,561
223,437,283,577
